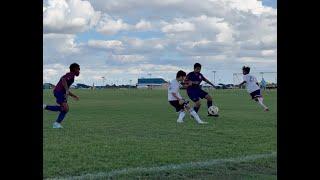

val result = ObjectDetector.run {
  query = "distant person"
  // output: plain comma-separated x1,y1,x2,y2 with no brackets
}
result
43,63,80,128
238,66,269,111
184,63,219,117
168,70,207,124
260,78,267,90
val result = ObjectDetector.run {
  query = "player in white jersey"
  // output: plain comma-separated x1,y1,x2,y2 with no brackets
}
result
168,70,208,124
238,66,269,111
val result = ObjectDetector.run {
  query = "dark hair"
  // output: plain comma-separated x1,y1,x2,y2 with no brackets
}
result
194,63,201,69
70,63,80,72
242,66,250,73
176,70,186,78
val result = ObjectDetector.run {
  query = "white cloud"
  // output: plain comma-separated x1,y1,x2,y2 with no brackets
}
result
221,0,275,15
96,15,130,35
162,21,195,33
44,0,277,84
44,33,80,55
261,49,276,56
43,63,69,83
88,40,123,50
43,0,101,34
108,54,146,63
135,19,152,31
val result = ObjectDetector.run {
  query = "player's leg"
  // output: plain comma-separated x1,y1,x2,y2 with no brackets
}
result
56,102,69,123
184,103,208,124
177,109,186,123
44,104,60,111
53,102,69,128
256,96,269,111
204,94,213,108
43,92,65,111
169,101,185,123
44,91,63,111
52,92,69,128
202,90,219,117
193,100,201,113
200,89,213,108
252,90,269,111
187,89,201,113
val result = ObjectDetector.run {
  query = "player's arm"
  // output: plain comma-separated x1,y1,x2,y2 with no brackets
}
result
238,81,246,87
203,76,216,88
171,92,184,104
61,77,79,100
68,91,79,100
255,77,259,87
61,77,70,94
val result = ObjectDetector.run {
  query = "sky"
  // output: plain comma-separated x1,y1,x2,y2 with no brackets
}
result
43,0,277,85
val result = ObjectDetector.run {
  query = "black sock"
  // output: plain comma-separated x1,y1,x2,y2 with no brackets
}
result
194,106,199,113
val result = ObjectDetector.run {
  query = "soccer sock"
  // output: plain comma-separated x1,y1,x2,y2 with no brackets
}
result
45,105,61,112
178,111,186,120
56,111,67,123
190,110,202,123
257,97,268,109
194,106,200,113
207,100,213,108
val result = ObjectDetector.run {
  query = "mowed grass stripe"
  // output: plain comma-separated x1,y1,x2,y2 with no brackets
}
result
46,152,276,180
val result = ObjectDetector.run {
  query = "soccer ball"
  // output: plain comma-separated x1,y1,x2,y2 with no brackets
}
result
208,106,219,115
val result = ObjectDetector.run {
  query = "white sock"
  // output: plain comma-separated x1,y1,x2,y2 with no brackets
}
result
178,111,186,120
257,97,268,109
190,110,202,123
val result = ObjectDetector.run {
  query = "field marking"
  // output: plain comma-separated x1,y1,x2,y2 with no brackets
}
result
46,152,276,180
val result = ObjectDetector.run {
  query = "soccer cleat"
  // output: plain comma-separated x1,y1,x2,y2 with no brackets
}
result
43,104,47,110
264,108,269,111
53,122,63,129
177,119,184,123
198,121,208,124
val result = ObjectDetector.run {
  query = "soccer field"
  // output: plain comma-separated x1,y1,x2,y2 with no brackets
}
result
43,89,277,179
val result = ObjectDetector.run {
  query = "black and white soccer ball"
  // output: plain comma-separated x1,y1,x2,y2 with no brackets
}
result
208,105,219,115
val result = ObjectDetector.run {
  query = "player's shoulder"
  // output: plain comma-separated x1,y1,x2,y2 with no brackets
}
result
170,79,178,85
66,72,75,77
186,72,194,77
187,71,194,75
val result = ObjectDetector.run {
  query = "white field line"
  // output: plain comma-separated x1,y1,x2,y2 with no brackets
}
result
46,152,276,180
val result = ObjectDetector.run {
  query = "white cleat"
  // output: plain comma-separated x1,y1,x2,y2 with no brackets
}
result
43,104,47,110
177,119,184,123
53,122,63,129
198,121,208,124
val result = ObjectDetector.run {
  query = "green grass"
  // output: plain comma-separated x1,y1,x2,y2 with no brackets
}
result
43,89,277,179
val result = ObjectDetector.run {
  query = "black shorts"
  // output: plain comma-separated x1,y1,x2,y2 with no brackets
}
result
169,100,189,112
187,88,208,102
250,89,262,99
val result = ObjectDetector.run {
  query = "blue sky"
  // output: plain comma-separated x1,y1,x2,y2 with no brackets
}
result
262,0,277,8
43,0,277,85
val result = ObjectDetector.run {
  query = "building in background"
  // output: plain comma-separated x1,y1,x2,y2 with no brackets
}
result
137,78,168,89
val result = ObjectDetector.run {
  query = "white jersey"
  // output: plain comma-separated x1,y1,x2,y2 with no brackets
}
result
168,79,183,101
243,74,260,93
